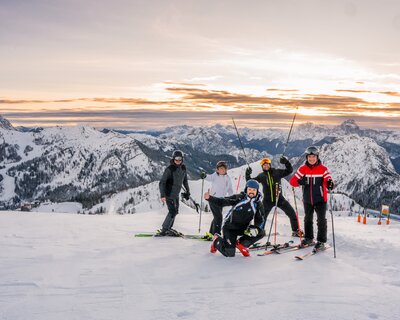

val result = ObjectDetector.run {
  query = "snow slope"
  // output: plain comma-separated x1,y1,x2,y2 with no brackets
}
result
1,206,399,320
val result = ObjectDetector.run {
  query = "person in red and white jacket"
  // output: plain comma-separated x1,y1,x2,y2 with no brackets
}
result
290,146,334,250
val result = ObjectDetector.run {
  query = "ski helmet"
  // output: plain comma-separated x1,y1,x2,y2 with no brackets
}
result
245,179,259,191
216,161,228,169
305,146,319,157
260,158,271,166
172,150,184,160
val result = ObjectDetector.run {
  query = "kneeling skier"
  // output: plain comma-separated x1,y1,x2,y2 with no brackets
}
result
204,179,265,257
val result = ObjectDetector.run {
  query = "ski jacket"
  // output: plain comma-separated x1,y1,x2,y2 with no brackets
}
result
205,172,233,198
159,162,189,199
245,162,293,204
208,192,265,230
289,160,332,204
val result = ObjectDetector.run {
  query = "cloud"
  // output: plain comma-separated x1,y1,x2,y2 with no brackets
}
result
335,89,373,93
379,91,400,97
2,84,400,130
4,109,400,131
0,99,78,104
335,89,400,98
266,88,299,92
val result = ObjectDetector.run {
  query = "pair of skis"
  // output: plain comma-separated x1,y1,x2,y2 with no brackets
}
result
257,242,315,256
249,240,294,252
256,241,331,260
294,244,331,260
134,232,209,241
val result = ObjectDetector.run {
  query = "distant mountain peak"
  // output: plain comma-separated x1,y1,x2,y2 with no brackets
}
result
338,119,360,132
0,115,16,130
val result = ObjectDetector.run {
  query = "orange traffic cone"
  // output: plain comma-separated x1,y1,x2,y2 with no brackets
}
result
357,214,361,223
362,215,367,224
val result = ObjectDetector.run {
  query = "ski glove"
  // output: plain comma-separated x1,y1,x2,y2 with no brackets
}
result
297,176,308,185
244,225,259,237
327,179,334,191
182,191,190,200
280,156,289,164
200,171,207,179
245,167,252,176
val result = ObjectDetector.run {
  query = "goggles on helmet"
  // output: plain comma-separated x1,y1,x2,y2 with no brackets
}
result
216,161,227,169
260,158,272,166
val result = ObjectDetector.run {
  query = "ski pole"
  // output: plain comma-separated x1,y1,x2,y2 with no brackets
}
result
282,106,298,158
181,186,200,213
328,191,337,258
198,178,205,233
274,198,278,246
236,174,241,193
292,187,302,243
265,208,276,249
232,117,250,168
265,183,280,248
274,183,280,245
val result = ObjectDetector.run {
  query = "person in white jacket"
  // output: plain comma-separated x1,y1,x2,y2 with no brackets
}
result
200,161,234,240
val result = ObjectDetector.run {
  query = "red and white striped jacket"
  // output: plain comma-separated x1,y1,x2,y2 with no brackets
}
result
290,160,332,204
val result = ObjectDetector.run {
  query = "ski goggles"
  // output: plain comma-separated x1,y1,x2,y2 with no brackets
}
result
174,156,183,161
216,161,227,169
260,158,271,166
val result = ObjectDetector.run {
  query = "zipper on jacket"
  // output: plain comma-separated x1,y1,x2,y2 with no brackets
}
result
267,172,274,203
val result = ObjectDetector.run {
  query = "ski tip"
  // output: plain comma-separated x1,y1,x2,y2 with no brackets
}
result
294,256,304,260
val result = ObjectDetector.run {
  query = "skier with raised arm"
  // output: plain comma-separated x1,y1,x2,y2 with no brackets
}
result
246,156,303,237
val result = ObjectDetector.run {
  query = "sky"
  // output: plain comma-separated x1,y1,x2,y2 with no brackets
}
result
1,0,400,130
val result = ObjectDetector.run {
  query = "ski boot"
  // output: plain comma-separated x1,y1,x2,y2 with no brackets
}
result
155,229,167,236
165,228,184,237
301,238,314,247
236,240,250,257
202,232,213,241
210,234,220,253
313,241,326,253
291,230,304,237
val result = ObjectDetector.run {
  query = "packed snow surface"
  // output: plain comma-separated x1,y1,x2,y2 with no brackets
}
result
1,206,399,320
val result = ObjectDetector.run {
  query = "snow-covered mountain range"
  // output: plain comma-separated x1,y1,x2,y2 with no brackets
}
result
133,119,400,165
0,116,261,210
1,115,399,214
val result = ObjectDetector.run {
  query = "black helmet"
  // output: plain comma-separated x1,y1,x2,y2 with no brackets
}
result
216,161,228,169
305,146,319,157
172,150,184,160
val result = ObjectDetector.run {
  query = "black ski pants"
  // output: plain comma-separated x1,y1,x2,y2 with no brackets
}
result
264,195,298,232
161,198,179,230
209,202,223,235
215,225,265,257
303,201,327,243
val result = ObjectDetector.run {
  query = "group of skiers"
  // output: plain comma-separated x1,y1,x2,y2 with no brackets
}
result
158,146,334,257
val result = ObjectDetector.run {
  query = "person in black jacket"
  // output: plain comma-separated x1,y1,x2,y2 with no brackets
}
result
246,156,302,237
205,179,265,257
158,150,190,236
